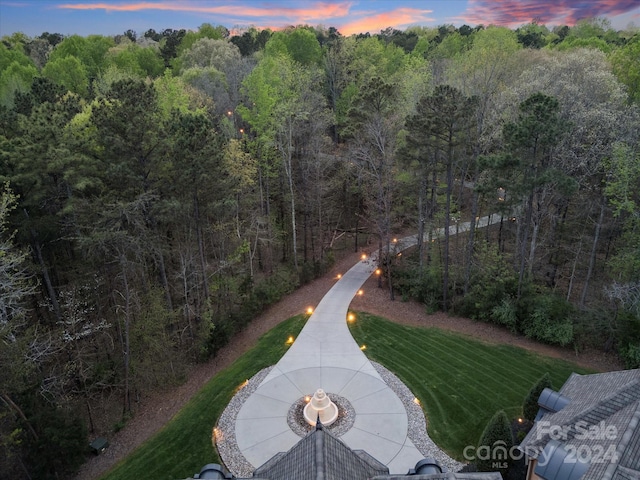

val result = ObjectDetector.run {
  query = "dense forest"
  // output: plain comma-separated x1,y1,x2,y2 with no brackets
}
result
1,18,640,478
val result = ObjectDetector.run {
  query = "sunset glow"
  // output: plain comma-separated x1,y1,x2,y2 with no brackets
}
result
2,1,639,37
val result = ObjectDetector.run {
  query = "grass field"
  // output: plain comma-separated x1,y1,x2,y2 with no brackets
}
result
348,312,592,458
99,314,308,480
99,312,591,479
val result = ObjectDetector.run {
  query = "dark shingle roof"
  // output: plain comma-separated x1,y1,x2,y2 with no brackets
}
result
520,369,640,480
252,424,389,480
373,474,502,479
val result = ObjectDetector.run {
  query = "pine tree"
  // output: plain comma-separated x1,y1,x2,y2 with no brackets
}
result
476,409,513,475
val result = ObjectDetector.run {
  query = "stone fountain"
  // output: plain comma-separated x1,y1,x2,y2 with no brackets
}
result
303,389,338,426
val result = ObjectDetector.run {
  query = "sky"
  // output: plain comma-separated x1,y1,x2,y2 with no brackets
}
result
1,0,639,38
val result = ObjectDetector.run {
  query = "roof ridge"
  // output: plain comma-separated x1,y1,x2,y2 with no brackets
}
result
561,381,640,443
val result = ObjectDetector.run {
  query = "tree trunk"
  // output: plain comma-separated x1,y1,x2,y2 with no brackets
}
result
464,185,480,295
417,174,427,268
120,256,132,416
156,251,172,309
443,150,453,310
24,208,61,321
194,193,209,301
0,393,39,441
518,193,534,298
580,199,606,308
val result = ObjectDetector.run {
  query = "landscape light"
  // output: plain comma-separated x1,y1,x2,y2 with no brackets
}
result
306,307,314,314
357,289,364,296
347,313,355,322
286,336,294,345
360,345,367,350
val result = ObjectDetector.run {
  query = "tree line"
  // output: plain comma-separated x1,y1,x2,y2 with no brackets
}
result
1,18,639,478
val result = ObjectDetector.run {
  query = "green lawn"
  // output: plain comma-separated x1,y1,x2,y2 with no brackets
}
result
99,311,591,479
348,312,592,458
99,314,308,480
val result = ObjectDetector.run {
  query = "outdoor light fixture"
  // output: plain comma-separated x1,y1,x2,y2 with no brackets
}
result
360,345,366,350
306,307,314,314
375,269,381,275
347,313,355,322
286,336,294,344
361,254,367,260
336,273,342,279
357,289,364,296
234,379,249,393
413,397,421,406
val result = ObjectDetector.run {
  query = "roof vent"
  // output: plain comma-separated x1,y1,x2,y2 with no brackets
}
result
534,439,589,480
535,388,571,421
408,457,444,475
194,463,232,479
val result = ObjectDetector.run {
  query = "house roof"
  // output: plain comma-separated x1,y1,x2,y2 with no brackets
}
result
186,422,502,480
520,369,640,480
373,474,502,479
252,422,390,480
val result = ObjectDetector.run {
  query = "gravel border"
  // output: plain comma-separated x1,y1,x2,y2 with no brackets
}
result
215,363,465,477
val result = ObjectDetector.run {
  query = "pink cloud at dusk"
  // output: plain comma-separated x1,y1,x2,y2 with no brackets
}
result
56,1,353,24
55,1,433,35
339,8,434,36
457,0,640,27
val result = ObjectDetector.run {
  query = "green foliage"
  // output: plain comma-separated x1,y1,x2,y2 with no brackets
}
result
48,34,115,79
0,42,34,71
491,297,518,332
522,373,552,422
23,402,88,479
265,28,322,65
458,241,519,322
105,43,164,78
476,410,513,474
604,144,640,281
522,294,574,347
611,38,640,103
349,314,588,459
41,55,89,96
553,36,612,53
0,61,38,107
619,343,640,369
154,70,194,116
392,263,442,312
100,315,308,480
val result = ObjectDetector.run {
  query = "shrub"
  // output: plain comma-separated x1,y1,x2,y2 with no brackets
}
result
522,373,552,422
491,297,518,332
620,343,640,369
392,263,442,313
522,294,574,346
456,241,519,321
476,410,513,475
24,403,88,479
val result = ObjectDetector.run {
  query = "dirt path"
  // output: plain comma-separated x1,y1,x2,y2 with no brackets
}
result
75,251,622,480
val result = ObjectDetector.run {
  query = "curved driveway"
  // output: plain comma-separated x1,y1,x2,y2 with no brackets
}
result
234,214,500,473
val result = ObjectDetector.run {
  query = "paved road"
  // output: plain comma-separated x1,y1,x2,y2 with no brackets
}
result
234,213,502,473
